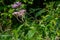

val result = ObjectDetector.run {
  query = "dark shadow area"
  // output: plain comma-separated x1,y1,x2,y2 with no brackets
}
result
11,16,24,29
3,0,16,5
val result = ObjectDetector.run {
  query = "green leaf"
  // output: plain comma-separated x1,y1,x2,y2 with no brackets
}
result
26,29,36,39
8,9,14,13
35,9,46,17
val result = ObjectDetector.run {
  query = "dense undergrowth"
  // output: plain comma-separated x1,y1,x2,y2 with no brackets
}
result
0,0,60,40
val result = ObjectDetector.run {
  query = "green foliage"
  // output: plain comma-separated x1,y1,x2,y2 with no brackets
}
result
0,0,60,40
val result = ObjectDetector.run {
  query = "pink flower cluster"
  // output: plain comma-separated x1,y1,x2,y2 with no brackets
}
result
13,9,26,17
12,2,26,17
12,2,22,8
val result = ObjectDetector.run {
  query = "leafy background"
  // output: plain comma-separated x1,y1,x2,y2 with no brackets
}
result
0,0,60,40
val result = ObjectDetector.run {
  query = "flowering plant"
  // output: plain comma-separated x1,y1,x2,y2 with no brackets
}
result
0,0,60,40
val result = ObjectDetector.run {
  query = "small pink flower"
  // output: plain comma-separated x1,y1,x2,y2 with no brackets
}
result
12,4,18,8
18,9,26,16
12,9,26,17
12,2,22,8
12,12,18,16
16,2,22,6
